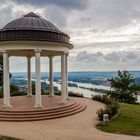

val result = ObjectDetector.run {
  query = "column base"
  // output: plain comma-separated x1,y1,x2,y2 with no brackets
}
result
27,94,32,97
48,94,54,97
34,104,43,108
2,103,12,108
66,97,70,101
59,99,67,104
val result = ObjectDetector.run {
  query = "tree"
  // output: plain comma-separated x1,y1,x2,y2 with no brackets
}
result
107,70,140,104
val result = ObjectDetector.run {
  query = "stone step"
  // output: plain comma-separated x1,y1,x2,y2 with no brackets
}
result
0,102,80,115
0,101,77,113
0,103,83,118
0,104,86,122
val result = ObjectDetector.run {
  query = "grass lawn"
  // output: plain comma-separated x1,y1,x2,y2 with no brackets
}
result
97,103,140,136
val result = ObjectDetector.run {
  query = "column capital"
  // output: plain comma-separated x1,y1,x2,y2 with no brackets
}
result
66,53,69,56
61,52,69,56
1,49,7,53
27,56,32,59
48,55,54,58
34,48,41,53
1,50,11,57
65,52,69,55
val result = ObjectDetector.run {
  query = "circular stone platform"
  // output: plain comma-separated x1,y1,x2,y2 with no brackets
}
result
0,95,86,122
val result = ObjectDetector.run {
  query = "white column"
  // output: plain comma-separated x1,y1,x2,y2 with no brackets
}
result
65,54,69,100
3,51,12,108
27,56,32,96
61,54,67,103
34,49,43,108
49,56,54,96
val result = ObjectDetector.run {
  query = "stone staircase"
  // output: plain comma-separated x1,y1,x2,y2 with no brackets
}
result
0,101,86,122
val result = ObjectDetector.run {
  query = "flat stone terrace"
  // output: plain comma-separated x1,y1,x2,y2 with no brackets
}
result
0,95,76,111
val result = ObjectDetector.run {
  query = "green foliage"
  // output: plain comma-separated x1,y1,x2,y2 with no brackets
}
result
96,108,107,121
32,82,35,95
0,84,27,98
10,84,20,93
32,82,45,95
96,101,119,121
92,94,114,105
97,103,140,136
32,82,60,95
54,91,61,96
68,91,84,98
54,91,84,98
107,70,140,104
108,103,118,116
92,94,119,121
54,88,61,95
11,91,27,97
0,88,3,98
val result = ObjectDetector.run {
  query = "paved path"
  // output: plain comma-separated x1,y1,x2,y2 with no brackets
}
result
0,98,139,140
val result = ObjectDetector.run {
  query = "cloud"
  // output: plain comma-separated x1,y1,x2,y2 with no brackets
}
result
43,5,68,27
67,50,140,71
0,0,14,28
1,0,140,71
90,0,140,28
12,0,91,27
0,0,44,28
9,50,140,72
104,52,121,62
66,0,140,44
15,0,91,10
76,51,103,62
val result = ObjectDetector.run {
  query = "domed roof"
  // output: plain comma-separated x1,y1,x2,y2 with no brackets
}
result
2,12,61,33
0,12,70,44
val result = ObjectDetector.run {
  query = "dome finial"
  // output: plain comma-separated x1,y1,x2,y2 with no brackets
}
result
24,12,40,18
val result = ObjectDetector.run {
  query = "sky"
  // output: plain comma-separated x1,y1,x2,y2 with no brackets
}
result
1,0,140,72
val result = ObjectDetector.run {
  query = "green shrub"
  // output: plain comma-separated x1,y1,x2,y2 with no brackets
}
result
68,91,84,98
11,91,27,97
54,91,61,96
106,106,113,119
54,91,84,98
10,84,20,93
0,85,27,98
96,101,119,121
94,94,119,121
92,94,102,102
109,104,118,116
97,108,107,121
0,88,3,98
92,94,113,105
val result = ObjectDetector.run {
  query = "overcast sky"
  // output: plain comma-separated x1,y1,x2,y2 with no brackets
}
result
1,0,140,72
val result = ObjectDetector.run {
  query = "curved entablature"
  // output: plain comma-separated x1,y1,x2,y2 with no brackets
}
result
0,30,70,44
